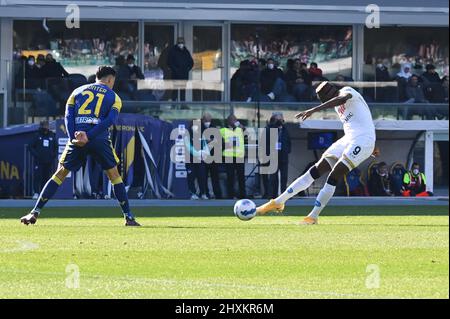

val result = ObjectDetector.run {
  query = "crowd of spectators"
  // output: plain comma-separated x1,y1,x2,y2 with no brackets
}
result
230,58,348,102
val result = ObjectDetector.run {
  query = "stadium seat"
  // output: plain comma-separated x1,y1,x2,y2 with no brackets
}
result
344,168,368,196
390,162,407,196
367,161,379,184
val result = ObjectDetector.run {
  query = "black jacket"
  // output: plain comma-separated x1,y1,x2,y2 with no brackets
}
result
167,45,194,79
260,68,284,94
265,124,291,163
368,174,392,196
43,61,69,78
117,65,145,80
29,129,58,164
284,69,311,93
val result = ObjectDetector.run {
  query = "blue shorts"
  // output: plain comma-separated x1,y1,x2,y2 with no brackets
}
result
59,138,120,171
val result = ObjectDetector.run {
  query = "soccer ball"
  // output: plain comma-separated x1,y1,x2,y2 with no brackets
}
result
234,199,257,221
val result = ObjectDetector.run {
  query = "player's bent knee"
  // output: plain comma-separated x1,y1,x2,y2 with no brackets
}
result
106,167,123,185
52,166,70,185
309,166,321,180
326,162,350,186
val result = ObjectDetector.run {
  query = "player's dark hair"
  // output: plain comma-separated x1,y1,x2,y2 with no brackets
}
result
412,162,420,167
96,66,116,80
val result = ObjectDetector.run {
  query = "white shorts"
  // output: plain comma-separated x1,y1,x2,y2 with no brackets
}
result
321,135,375,170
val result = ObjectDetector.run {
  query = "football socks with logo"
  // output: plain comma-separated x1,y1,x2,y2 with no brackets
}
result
32,175,63,212
308,183,336,219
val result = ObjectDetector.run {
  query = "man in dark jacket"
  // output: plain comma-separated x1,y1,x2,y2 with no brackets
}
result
43,54,69,78
368,162,393,196
263,113,291,199
29,120,57,199
168,37,194,101
421,64,445,103
259,58,287,102
285,59,311,101
118,54,145,96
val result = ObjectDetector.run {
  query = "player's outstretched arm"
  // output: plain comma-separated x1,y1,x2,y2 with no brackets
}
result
295,93,352,121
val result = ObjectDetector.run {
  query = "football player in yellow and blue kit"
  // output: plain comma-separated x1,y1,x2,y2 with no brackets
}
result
21,66,140,226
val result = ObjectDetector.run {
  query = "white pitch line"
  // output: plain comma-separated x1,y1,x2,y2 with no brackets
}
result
0,269,404,299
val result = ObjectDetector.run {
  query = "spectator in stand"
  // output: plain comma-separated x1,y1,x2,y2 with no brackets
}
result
443,76,449,103
259,58,289,102
230,60,258,102
396,62,414,101
421,64,446,103
405,75,428,103
117,54,145,97
402,163,433,197
285,59,311,101
308,62,324,81
404,75,437,119
35,54,47,80
375,58,391,82
168,37,194,102
421,64,441,84
124,54,145,80
396,62,413,81
23,55,42,89
43,54,69,78
374,58,395,102
29,120,57,199
368,162,393,196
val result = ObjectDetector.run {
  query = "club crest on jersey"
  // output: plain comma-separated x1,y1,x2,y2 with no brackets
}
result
337,104,346,115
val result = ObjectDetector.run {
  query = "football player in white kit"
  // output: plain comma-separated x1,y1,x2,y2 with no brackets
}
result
256,81,376,225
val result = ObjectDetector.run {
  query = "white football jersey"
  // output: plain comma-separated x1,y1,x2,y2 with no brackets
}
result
335,86,376,141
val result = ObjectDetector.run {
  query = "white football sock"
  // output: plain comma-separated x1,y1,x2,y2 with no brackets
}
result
275,171,315,205
308,183,336,219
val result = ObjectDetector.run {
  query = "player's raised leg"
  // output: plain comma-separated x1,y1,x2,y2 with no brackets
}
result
256,159,331,215
106,167,141,226
21,165,70,225
300,161,349,225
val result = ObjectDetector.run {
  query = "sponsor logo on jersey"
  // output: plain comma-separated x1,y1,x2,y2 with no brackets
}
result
343,112,354,122
75,117,101,125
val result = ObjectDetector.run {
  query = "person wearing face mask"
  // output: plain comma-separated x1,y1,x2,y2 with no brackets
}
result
28,120,57,199
117,54,145,96
220,114,247,199
185,119,210,200
23,56,42,89
262,113,291,199
402,163,433,197
368,162,393,196
259,58,288,102
201,113,223,199
168,37,194,102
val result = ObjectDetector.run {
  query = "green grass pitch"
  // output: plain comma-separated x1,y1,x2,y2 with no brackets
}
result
0,205,448,299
